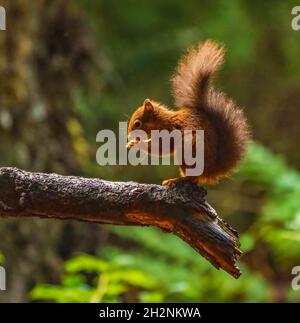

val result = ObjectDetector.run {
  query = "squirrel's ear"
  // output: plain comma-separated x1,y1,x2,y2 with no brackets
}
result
143,99,154,115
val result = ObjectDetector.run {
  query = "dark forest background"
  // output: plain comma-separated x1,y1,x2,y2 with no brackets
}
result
0,0,300,302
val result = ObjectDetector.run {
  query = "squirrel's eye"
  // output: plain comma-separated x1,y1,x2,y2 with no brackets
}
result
134,120,142,128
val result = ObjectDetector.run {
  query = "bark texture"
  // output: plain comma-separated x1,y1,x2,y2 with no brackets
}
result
0,167,242,278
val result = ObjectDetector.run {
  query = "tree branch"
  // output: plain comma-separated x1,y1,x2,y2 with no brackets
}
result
0,167,242,278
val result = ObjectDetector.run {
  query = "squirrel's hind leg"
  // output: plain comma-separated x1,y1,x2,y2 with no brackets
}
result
162,167,199,187
162,176,199,187
162,177,184,187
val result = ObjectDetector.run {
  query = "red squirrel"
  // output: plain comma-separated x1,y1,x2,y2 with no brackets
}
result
127,40,250,186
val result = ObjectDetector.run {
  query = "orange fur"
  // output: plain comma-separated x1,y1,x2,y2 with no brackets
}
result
127,40,250,186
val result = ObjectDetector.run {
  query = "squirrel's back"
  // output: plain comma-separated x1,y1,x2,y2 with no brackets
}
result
172,40,250,182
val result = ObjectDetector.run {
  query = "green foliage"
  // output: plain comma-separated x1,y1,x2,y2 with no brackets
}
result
30,254,157,303
100,244,269,302
239,143,300,268
0,251,4,265
30,248,268,303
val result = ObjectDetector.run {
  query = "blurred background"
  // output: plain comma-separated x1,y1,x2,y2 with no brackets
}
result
0,0,300,302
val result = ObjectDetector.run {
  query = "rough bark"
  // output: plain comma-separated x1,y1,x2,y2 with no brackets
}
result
0,167,242,278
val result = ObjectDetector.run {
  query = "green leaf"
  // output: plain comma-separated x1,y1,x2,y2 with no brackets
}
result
65,255,109,274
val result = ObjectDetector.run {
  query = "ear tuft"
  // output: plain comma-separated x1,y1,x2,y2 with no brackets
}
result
143,99,154,114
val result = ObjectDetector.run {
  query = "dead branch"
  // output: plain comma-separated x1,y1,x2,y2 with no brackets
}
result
0,167,242,278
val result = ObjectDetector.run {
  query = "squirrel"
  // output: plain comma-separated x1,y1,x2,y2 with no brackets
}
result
127,40,250,187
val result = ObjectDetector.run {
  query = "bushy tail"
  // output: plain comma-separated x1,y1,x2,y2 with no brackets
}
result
173,40,250,178
172,40,225,109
